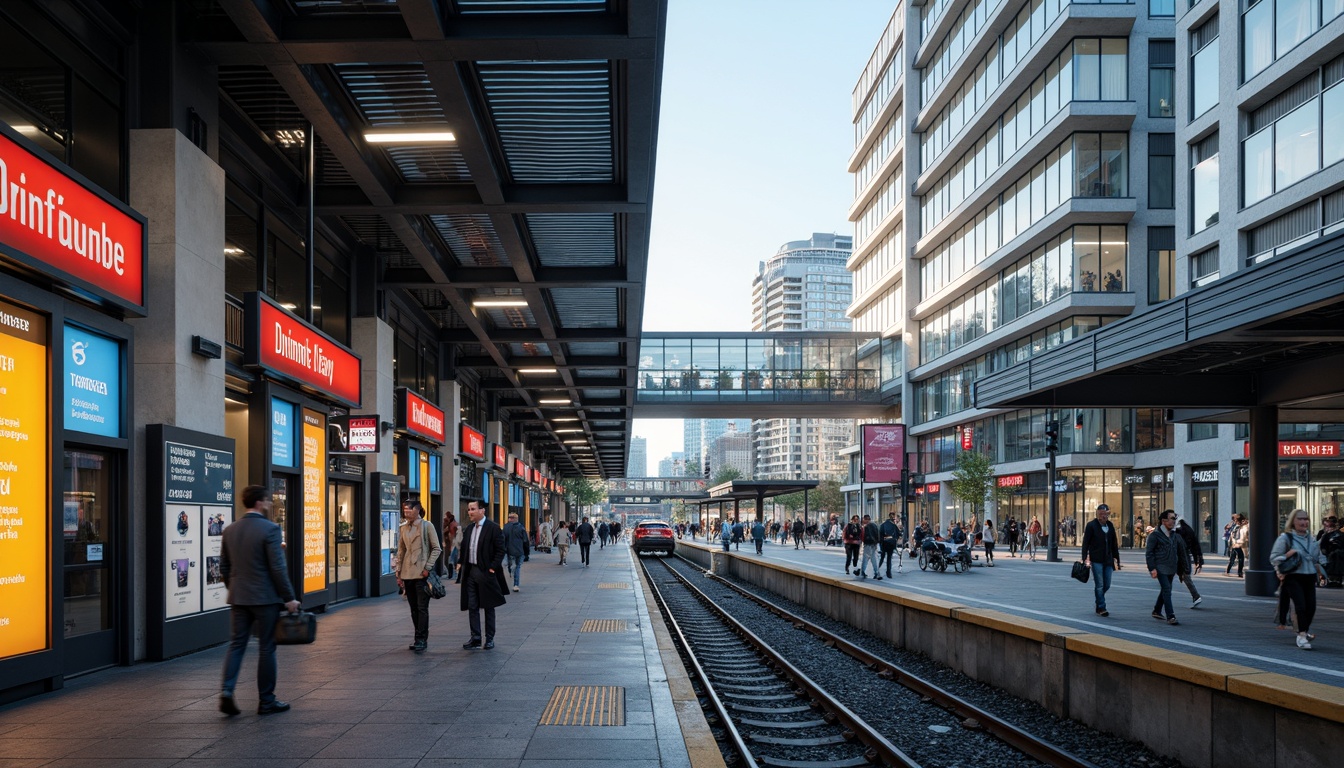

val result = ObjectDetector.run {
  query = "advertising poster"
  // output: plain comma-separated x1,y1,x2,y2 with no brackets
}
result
302,409,326,593
272,398,295,467
379,479,399,575
201,507,231,611
0,299,48,659
861,424,906,484
164,504,200,618
328,414,379,454
63,324,121,438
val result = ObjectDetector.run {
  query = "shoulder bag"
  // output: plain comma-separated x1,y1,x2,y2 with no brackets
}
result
421,524,446,598
1276,533,1303,575
1071,560,1091,583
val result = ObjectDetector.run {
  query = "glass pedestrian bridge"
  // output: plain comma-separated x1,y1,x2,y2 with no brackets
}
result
635,331,897,417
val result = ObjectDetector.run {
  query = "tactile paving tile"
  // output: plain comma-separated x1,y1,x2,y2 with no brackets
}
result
596,582,629,589
539,685,625,726
580,619,628,632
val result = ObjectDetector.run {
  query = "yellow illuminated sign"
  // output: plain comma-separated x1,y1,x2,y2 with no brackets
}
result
302,409,326,594
0,299,48,659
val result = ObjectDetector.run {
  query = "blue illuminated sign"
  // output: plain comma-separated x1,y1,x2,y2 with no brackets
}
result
271,398,296,467
64,325,121,437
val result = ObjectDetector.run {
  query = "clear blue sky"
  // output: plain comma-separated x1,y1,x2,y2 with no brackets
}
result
632,0,896,468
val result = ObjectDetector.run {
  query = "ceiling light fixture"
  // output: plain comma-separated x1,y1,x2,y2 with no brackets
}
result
539,398,572,405
472,299,528,308
554,429,583,433
365,129,456,144
552,417,580,422
517,367,558,374
564,440,588,445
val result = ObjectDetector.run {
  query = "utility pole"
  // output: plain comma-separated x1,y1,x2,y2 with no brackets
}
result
1045,417,1060,563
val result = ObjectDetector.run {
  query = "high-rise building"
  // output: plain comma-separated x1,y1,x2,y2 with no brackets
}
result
657,452,685,477
627,437,648,478
682,419,704,475
751,234,855,481
849,3,1344,551
708,424,753,479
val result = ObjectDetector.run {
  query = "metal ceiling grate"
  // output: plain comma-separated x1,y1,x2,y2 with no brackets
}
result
317,139,356,185
509,342,552,356
430,307,469,328
334,63,444,125
576,368,620,377
526,213,617,266
583,388,620,398
218,65,307,168
296,0,400,12
429,215,507,266
566,342,620,356
385,146,471,182
339,215,409,254
485,306,537,328
456,0,609,13
476,60,613,183
551,287,618,328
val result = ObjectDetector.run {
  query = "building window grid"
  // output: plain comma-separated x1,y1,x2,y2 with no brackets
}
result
1191,16,1220,120
916,406,1137,472
853,226,904,297
854,4,905,117
855,45,905,145
1150,40,1176,117
855,109,904,195
1243,0,1344,82
1190,132,1220,233
1149,133,1176,209
1242,67,1344,207
854,167,905,247
1190,245,1220,287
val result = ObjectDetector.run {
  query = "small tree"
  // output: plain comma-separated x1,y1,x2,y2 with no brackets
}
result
948,450,1011,521
711,465,743,486
566,477,607,516
684,459,701,479
813,479,844,515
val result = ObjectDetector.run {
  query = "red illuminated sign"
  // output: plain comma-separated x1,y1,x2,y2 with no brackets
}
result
513,458,525,477
960,426,973,450
394,387,445,445
492,443,507,468
996,474,1025,488
1242,441,1340,458
925,483,940,494
246,293,361,406
459,423,485,461
0,127,146,312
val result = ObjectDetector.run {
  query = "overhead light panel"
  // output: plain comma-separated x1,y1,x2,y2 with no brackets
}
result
564,440,588,445
539,398,572,404
554,429,583,434
518,367,558,374
552,417,579,422
365,129,456,144
473,299,528,308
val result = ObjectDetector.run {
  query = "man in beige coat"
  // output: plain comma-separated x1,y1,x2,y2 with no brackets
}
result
395,499,441,652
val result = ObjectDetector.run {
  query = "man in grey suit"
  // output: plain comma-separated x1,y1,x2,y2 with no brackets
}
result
219,485,300,716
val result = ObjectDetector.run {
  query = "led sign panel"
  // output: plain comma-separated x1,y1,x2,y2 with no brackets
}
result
302,409,327,593
460,423,485,460
245,293,361,407
396,388,445,444
63,324,121,438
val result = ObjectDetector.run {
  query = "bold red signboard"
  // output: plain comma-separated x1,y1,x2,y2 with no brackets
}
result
925,482,941,494
513,458,525,477
959,426,973,450
1242,441,1340,458
0,128,146,312
996,474,1025,488
459,423,485,461
247,293,361,406
861,424,906,483
395,387,445,445
492,443,507,468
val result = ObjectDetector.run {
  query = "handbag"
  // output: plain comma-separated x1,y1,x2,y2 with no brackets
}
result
423,569,447,599
1071,560,1091,583
1277,534,1303,574
274,610,317,645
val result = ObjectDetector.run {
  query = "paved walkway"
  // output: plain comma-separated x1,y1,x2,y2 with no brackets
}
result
688,536,1344,686
0,540,702,768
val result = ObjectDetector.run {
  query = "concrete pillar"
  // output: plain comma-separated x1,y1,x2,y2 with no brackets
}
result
1246,406,1279,596
350,317,395,474
441,380,462,524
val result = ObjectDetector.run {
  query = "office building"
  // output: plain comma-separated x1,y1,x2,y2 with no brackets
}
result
658,451,686,477
848,1,1344,551
707,423,754,479
628,436,648,478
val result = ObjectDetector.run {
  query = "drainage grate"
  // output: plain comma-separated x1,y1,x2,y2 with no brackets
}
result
597,582,629,590
539,685,625,726
580,619,627,633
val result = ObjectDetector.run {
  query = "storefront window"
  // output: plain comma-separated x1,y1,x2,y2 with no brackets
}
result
64,449,114,637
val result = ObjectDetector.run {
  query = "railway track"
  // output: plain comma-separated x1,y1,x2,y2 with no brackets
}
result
639,553,1104,768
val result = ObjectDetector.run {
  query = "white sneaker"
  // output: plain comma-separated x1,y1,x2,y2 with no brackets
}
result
513,586,520,592
1297,634,1312,650
1192,597,1202,608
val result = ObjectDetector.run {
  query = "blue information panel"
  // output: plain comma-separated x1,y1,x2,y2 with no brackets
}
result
64,324,121,438
271,398,296,467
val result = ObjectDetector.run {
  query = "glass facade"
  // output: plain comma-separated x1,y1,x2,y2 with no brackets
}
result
1191,134,1220,232
1243,0,1343,81
1244,77,1340,206
1191,35,1219,119
916,407,1135,471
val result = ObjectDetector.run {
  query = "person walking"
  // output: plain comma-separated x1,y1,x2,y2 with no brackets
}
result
1173,515,1204,608
554,521,572,565
1271,508,1329,649
878,512,902,577
444,512,462,583
730,519,745,551
610,520,622,543
1226,514,1248,577
1145,510,1191,625
1319,515,1344,588
597,520,610,548
538,516,553,556
575,517,595,567
218,485,301,717
1026,516,1042,561
843,515,862,574
1007,517,1020,557
982,520,996,566
792,517,806,549
395,499,442,653
857,514,882,580
720,521,732,551
459,500,507,650
751,519,766,554
1081,504,1120,615
502,512,530,592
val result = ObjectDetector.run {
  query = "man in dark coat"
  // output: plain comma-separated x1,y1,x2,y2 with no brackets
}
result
1174,517,1204,608
219,485,300,716
1081,504,1121,617
502,511,530,593
878,512,902,577
598,520,610,548
575,517,596,567
460,500,508,649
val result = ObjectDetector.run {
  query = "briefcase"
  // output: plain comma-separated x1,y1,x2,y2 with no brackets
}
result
1071,561,1091,584
274,610,318,645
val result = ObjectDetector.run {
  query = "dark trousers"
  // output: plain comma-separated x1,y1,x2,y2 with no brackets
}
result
403,578,430,643
1281,573,1318,632
465,571,496,640
220,603,280,704
1226,547,1245,575
753,538,763,554
579,542,592,564
1153,571,1175,618
878,546,897,575
844,543,860,570
793,533,804,549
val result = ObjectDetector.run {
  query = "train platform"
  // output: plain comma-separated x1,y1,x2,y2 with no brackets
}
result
0,540,723,768
683,535,1344,687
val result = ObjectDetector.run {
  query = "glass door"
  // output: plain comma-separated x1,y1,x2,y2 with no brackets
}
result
328,482,359,601
1193,488,1217,553
63,448,118,672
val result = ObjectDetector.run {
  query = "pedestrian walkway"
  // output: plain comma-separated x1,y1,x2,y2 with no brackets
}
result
683,536,1344,686
0,541,715,768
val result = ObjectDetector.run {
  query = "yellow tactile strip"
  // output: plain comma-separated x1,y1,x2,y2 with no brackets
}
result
597,582,630,589
580,619,628,633
539,685,626,726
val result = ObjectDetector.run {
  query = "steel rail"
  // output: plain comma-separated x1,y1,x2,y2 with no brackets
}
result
640,555,761,768
683,555,1103,768
646,556,921,768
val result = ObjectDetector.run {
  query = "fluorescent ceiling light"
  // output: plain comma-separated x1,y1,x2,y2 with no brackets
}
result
564,440,588,445
473,299,528,308
555,429,583,433
539,398,572,404
365,130,456,144
518,367,558,374
552,417,579,422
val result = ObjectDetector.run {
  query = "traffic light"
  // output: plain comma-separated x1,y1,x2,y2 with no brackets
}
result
704,462,711,479
1045,421,1060,453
